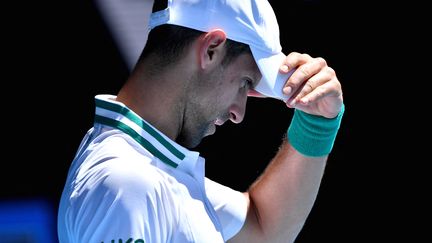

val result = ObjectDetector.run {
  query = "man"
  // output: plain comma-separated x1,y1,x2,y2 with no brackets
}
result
58,0,344,242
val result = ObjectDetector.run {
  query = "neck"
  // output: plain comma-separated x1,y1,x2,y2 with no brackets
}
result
116,70,188,141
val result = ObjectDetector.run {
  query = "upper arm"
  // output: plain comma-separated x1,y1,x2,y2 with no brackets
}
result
226,192,265,243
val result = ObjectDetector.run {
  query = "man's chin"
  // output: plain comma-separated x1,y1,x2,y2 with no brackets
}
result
178,125,216,148
206,125,216,136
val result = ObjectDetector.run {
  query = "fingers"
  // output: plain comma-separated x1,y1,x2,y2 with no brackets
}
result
280,53,331,104
296,76,340,105
290,78,343,119
280,52,343,118
286,65,336,107
282,54,327,96
280,52,313,72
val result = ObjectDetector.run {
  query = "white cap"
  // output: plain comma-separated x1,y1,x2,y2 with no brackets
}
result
149,0,293,101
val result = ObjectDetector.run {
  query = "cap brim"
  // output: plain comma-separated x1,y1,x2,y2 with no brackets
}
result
251,48,295,102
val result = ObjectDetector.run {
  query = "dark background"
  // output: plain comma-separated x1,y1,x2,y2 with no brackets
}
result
2,0,424,242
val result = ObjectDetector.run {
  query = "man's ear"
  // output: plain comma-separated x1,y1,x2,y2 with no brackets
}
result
198,29,227,70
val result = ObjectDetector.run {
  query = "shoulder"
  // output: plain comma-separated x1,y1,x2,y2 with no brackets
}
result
61,135,177,242
70,131,174,208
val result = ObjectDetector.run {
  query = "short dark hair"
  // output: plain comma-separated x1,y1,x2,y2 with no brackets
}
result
137,24,251,74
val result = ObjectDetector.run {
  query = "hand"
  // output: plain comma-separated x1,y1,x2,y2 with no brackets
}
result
281,52,343,119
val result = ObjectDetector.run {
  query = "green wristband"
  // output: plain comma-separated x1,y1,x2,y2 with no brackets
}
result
287,104,345,157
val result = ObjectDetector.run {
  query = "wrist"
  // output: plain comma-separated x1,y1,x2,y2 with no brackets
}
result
287,104,345,157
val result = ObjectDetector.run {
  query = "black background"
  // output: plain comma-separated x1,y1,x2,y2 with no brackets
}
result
2,0,424,242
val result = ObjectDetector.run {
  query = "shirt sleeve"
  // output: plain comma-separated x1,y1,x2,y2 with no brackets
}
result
204,177,248,240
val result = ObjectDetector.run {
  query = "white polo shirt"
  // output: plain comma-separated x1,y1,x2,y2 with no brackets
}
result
58,95,247,243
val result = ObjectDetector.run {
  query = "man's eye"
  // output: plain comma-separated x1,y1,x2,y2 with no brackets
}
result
241,78,253,89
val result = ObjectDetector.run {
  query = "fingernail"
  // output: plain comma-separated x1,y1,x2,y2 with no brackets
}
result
289,99,296,107
283,86,292,95
280,65,289,72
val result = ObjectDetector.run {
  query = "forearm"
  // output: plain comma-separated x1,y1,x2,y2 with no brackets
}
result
256,140,326,241
229,104,344,243
229,140,327,243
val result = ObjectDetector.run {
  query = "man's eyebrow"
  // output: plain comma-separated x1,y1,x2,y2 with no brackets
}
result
252,73,261,88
